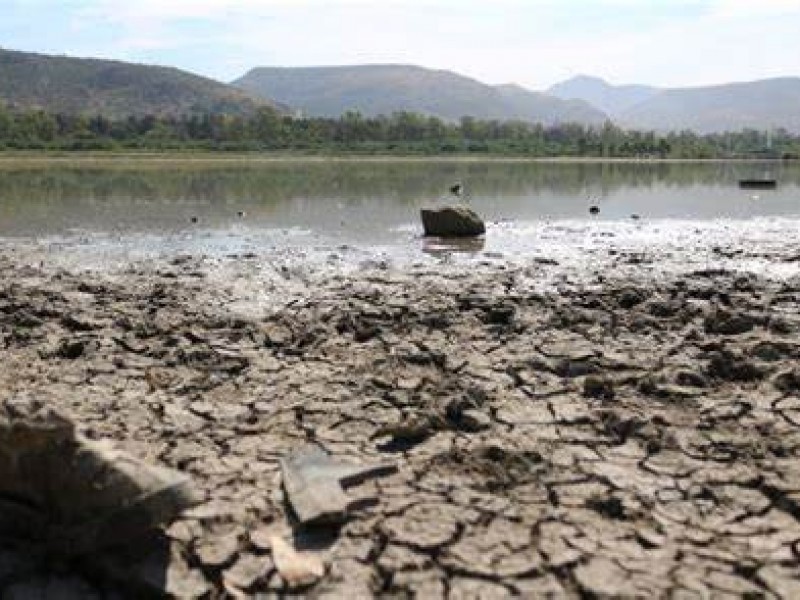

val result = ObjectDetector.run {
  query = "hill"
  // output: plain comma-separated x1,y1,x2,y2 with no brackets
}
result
234,64,607,125
618,78,800,133
548,74,800,133
493,83,608,126
0,48,274,118
547,75,660,117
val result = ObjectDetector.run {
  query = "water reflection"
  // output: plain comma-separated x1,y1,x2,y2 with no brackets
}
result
421,236,486,257
0,159,797,239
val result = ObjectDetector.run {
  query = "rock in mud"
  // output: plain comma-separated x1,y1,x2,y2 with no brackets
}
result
420,206,486,237
56,339,86,360
617,288,645,309
704,309,757,335
0,396,201,556
485,302,516,325
583,375,615,400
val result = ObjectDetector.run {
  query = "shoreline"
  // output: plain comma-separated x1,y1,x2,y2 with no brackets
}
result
0,151,792,168
1,241,799,596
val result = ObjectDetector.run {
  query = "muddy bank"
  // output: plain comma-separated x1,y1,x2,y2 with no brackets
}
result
1,246,800,598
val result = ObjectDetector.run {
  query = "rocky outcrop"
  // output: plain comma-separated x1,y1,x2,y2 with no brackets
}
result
420,206,485,237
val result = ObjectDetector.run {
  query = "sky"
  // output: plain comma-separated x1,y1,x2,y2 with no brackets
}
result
1,0,799,90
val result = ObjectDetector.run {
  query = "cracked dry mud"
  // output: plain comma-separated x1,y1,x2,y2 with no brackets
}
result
1,248,800,598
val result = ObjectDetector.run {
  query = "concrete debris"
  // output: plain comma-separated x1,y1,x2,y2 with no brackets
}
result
281,446,397,525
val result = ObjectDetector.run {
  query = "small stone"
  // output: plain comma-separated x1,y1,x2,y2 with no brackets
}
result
486,303,515,325
617,288,645,309
583,375,615,400
270,535,326,589
57,339,86,359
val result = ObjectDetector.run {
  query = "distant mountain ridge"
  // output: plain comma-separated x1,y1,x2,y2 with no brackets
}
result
234,64,608,125
0,48,274,118
1,45,798,133
548,74,800,133
547,75,660,117
619,78,800,133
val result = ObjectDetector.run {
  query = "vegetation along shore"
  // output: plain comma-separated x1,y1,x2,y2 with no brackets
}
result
1,105,799,159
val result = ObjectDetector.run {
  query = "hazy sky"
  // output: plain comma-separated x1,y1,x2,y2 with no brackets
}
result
2,0,799,90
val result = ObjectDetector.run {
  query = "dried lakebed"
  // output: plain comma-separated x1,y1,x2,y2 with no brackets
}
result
1,244,800,598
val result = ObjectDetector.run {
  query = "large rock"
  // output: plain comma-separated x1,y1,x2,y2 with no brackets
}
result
420,206,485,237
0,396,201,556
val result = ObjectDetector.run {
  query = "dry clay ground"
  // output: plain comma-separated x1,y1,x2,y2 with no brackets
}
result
1,249,800,598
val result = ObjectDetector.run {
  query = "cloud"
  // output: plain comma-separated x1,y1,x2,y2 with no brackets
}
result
710,0,800,17
4,0,799,88
80,0,464,24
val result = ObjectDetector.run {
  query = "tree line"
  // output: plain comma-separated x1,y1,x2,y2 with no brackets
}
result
0,104,797,159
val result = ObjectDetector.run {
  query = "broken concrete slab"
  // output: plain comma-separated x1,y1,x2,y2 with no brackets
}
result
280,446,397,525
0,396,202,556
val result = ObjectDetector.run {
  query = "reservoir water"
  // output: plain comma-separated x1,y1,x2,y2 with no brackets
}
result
0,158,798,276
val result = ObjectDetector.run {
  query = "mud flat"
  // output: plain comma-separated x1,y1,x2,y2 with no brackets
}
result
1,236,800,598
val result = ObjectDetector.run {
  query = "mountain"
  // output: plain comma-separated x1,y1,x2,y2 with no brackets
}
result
548,74,800,133
618,78,800,133
547,75,660,117
492,83,608,126
0,48,274,118
234,65,607,125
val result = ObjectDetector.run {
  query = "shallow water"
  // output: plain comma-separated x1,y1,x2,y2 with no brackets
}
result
0,158,798,274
